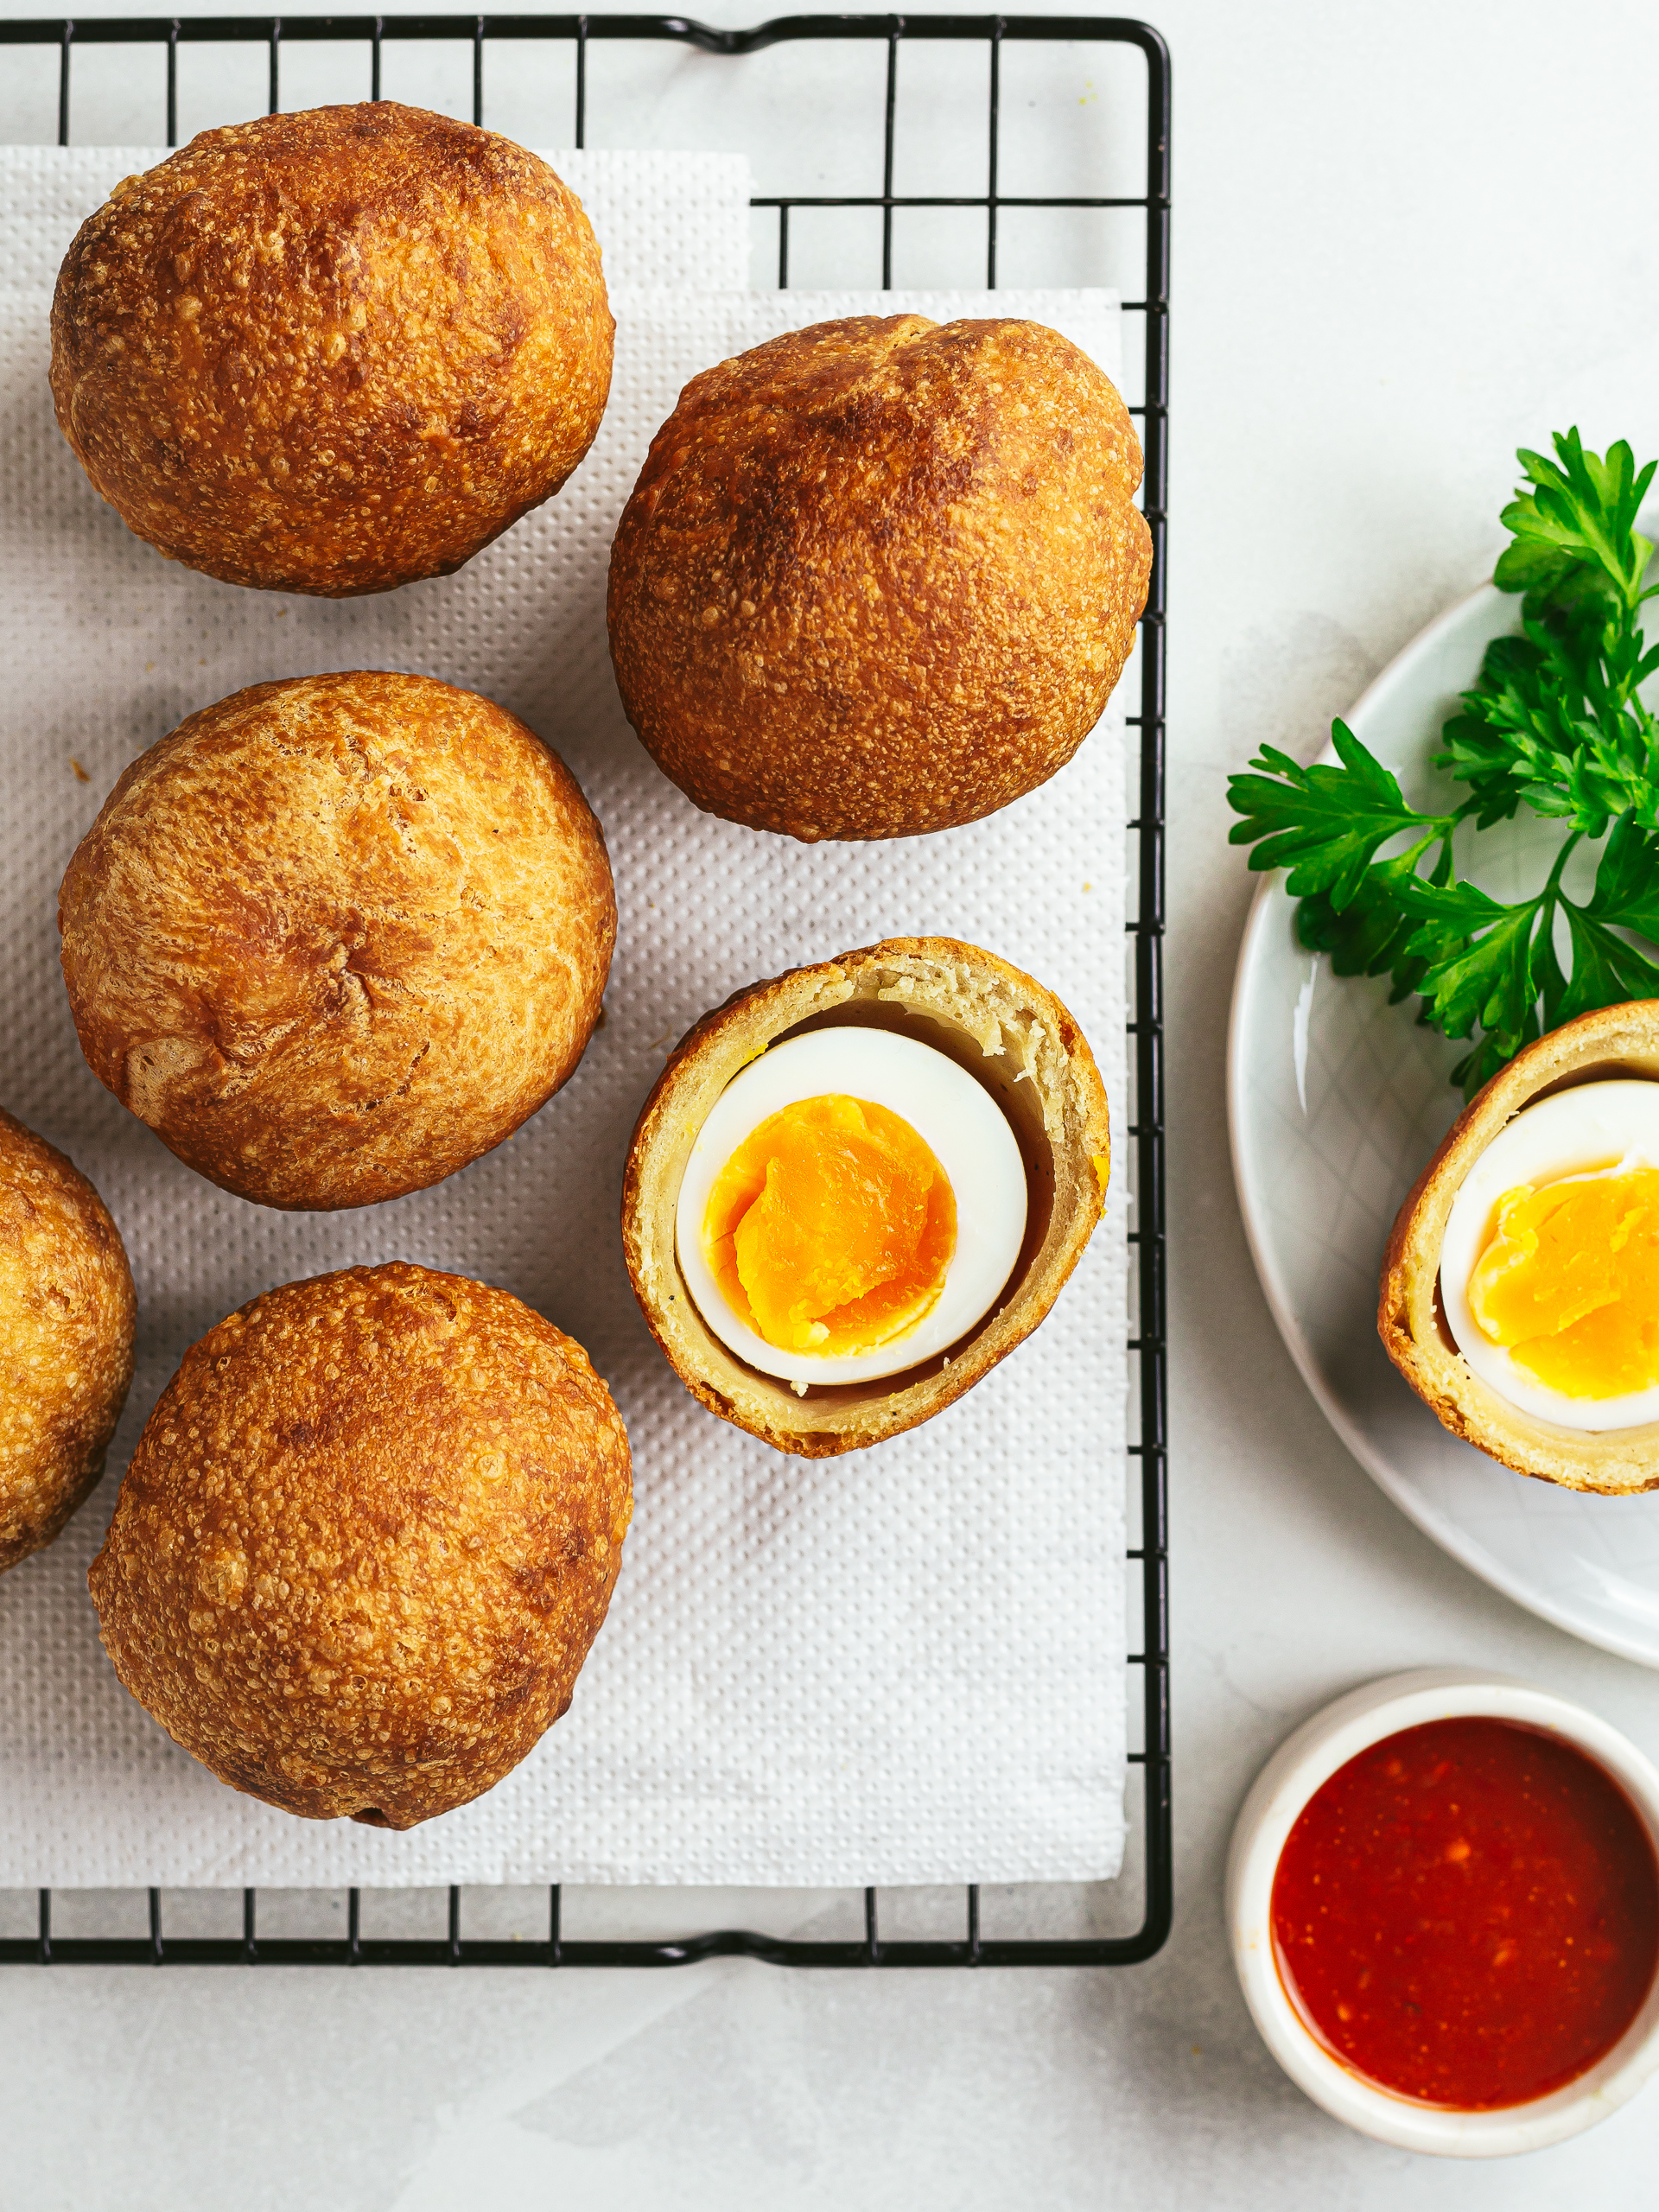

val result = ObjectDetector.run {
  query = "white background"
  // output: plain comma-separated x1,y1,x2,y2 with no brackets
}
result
8,0,1659,2203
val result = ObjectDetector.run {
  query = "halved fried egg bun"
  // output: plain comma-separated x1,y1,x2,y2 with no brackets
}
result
1380,1000,1659,1494
622,938,1109,1457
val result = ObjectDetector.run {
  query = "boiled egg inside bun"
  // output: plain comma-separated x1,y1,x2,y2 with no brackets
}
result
675,1028,1027,1390
623,937,1109,1459
1440,1080,1659,1431
1380,1001,1659,1495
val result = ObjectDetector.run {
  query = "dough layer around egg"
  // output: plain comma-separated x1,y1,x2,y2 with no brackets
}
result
50,105,613,597
1379,1000,1659,1494
621,937,1109,1456
59,671,617,1211
88,1262,632,1827
607,315,1150,842
0,1108,136,1573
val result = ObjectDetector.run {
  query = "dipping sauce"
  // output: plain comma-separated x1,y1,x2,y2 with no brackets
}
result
1270,1718,1659,2108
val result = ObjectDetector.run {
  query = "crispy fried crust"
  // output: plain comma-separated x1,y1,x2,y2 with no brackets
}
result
1379,1001,1659,1494
607,315,1152,842
621,937,1109,1455
59,671,617,1211
0,1108,136,1573
49,103,613,596
88,1262,632,1827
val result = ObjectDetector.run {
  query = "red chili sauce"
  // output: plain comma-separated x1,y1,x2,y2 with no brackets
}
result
1270,1717,1659,2109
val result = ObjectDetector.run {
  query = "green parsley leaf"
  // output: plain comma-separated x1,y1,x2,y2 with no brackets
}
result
1553,817,1659,1026
1294,847,1442,1003
1433,431,1659,840
1227,429,1659,1098
1577,810,1659,941
1557,902,1659,1026
1226,721,1452,909
1398,880,1539,1046
1495,429,1656,612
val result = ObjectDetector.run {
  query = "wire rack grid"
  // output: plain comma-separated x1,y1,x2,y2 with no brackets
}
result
0,9,1170,1969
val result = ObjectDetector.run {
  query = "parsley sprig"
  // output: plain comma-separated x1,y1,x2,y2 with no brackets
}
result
1228,430,1659,1098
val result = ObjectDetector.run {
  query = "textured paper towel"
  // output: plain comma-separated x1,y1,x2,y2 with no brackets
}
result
0,253,1131,1882
0,143,756,291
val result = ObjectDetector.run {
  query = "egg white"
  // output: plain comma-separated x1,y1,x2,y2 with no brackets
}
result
1440,1079,1659,1431
674,1027,1028,1391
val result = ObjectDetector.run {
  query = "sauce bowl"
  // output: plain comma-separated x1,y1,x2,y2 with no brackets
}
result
1227,1668,1659,2155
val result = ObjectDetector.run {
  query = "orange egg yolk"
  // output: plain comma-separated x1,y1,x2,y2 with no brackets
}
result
1466,1165,1659,1397
703,1094,957,1357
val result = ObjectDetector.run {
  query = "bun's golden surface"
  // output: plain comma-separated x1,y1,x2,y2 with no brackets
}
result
607,315,1151,841
1381,1002,1659,1495
59,671,616,1211
0,1108,135,1573
89,1262,632,1827
49,103,613,596
622,938,1109,1455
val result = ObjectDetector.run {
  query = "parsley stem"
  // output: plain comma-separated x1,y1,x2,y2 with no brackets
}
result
1541,828,1584,901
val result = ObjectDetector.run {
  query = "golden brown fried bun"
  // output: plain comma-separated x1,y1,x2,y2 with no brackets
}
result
622,938,1109,1455
1381,1001,1659,1495
607,315,1151,841
59,671,616,1211
0,1108,136,1573
89,1262,632,1827
49,103,613,596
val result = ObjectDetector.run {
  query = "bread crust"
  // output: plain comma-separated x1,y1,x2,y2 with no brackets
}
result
88,1262,632,1827
621,937,1109,1455
49,103,613,596
0,1109,136,1573
607,315,1151,841
59,671,616,1211
1379,1001,1659,1494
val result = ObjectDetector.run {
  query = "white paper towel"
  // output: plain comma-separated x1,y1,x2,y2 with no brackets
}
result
0,143,757,291
0,172,1131,1885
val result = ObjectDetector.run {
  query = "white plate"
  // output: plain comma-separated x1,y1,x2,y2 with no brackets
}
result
1228,582,1659,1668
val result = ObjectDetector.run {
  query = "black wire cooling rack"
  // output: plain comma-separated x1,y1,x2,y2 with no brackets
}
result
0,10,1170,1969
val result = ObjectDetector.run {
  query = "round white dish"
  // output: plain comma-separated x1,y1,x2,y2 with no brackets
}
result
1227,1668,1659,2155
1228,582,1659,1665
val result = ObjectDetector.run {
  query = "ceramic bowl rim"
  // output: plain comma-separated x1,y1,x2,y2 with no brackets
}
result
1226,1667,1659,2157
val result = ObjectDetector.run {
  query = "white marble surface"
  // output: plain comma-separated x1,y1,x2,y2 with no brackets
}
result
7,0,1659,2202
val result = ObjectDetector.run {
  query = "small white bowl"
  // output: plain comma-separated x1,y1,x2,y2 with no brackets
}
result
1227,1668,1659,2157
